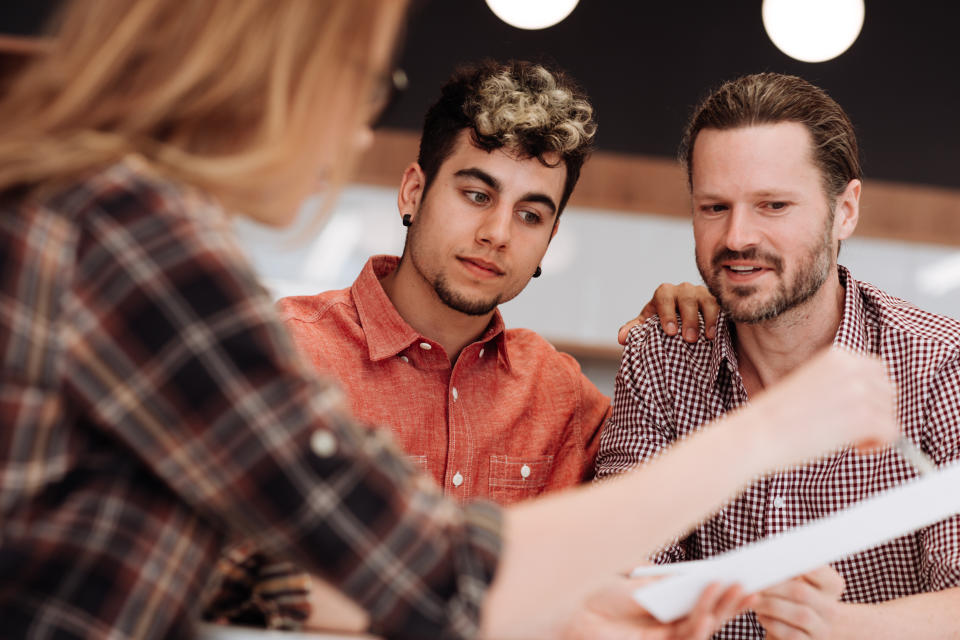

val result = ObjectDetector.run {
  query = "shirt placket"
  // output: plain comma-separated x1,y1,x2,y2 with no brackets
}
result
723,360,771,543
763,471,793,537
444,342,482,504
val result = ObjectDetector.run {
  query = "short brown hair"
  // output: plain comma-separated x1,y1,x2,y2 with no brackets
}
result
418,60,596,215
680,72,861,203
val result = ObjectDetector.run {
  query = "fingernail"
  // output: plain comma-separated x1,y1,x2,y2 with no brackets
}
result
686,328,696,340
666,322,676,333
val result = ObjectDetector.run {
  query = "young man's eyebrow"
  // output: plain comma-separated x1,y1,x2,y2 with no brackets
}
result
455,168,500,191
455,168,557,215
520,192,557,216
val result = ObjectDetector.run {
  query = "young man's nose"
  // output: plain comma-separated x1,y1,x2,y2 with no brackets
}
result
476,204,512,247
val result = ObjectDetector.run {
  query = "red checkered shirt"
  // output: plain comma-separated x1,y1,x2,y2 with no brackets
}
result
595,266,960,639
0,157,501,639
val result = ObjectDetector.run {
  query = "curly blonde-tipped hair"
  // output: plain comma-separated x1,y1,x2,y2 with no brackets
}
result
418,60,596,215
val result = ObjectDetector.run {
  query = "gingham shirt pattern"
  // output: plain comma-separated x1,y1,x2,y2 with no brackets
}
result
595,266,960,639
0,157,501,640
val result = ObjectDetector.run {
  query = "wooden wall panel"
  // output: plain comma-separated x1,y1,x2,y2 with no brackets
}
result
357,129,960,248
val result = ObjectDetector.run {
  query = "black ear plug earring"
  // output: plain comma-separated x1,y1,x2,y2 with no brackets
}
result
533,266,542,278
402,214,412,227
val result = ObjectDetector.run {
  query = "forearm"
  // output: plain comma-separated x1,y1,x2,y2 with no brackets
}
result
836,588,960,639
482,409,779,638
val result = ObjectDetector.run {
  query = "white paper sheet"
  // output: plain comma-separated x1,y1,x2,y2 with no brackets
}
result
633,461,960,622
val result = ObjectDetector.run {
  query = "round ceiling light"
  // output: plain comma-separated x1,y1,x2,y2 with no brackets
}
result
762,0,865,63
484,0,580,30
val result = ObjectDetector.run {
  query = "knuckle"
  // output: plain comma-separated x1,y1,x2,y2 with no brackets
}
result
786,583,806,600
795,607,816,629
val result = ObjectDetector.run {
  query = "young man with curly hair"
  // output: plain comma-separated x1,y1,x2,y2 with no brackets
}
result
207,59,702,631
277,60,607,506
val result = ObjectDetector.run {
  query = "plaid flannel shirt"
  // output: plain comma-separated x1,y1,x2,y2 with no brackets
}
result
0,156,501,639
595,266,960,639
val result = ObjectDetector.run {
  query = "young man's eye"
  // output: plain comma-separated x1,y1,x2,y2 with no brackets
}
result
767,201,788,211
466,190,490,204
518,210,542,225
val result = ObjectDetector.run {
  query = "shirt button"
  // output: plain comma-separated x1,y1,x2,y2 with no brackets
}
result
310,430,337,458
452,471,464,487
773,496,786,509
520,464,531,479
451,387,459,402
400,355,409,363
479,348,485,358
419,342,432,350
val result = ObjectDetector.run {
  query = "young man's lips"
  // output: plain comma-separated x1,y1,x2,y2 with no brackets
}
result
459,257,505,277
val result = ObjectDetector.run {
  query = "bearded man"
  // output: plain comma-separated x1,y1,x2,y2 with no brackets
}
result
596,72,960,640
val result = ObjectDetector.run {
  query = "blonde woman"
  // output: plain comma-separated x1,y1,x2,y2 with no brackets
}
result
0,1,896,638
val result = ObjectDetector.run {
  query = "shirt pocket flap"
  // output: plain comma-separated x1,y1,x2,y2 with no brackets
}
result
488,454,554,504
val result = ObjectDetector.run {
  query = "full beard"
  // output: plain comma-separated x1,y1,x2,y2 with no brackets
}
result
697,228,833,325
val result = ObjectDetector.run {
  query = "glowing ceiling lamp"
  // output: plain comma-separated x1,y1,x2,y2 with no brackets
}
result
484,0,580,30
762,0,865,63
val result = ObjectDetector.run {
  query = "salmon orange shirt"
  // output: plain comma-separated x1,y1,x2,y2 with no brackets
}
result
279,255,612,505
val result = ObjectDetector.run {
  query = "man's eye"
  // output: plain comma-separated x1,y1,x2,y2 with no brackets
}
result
767,201,788,211
466,190,490,204
518,210,542,225
701,204,727,213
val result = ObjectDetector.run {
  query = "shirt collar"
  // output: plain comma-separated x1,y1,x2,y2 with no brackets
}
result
351,255,510,367
708,311,739,384
707,264,865,384
832,265,869,354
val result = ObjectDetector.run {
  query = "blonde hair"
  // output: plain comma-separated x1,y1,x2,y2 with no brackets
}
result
468,64,595,157
0,0,407,223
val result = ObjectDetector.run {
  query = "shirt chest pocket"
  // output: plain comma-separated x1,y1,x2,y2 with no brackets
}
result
488,454,554,505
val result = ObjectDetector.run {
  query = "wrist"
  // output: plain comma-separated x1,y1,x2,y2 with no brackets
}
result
831,602,870,640
724,401,785,476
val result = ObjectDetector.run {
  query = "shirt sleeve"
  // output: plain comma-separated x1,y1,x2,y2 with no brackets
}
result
594,321,678,478
919,355,960,591
62,182,502,639
592,320,687,563
578,377,612,482
202,540,312,630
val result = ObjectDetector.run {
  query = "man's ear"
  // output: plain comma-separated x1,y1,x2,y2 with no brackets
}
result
835,179,861,241
549,216,560,242
398,162,426,223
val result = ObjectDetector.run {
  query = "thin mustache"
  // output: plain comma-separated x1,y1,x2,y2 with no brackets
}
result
711,248,783,272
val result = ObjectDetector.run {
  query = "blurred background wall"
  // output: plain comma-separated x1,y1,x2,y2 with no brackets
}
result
5,0,960,395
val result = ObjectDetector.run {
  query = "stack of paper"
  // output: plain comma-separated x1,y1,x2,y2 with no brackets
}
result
633,461,960,622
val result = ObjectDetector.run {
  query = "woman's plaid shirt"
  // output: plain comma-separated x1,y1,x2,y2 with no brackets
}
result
0,157,501,639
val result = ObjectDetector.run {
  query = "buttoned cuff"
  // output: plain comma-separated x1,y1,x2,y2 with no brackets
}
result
202,540,312,630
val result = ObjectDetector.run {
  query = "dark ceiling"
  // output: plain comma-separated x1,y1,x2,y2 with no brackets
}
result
6,1,960,190
384,1,960,192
